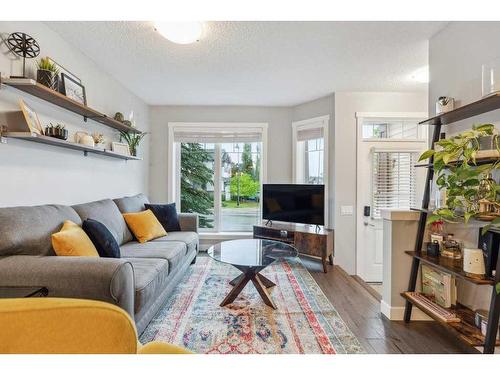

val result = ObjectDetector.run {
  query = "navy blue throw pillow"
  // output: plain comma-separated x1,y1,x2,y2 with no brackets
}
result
82,219,121,258
145,203,181,232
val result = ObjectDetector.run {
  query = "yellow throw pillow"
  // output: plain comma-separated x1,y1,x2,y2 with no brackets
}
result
122,209,167,243
51,220,99,257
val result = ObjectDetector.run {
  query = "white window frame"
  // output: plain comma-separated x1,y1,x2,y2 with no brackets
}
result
356,112,428,143
167,122,268,235
292,115,329,227
355,111,428,220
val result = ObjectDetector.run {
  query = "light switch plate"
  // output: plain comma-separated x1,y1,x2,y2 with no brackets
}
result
340,205,353,216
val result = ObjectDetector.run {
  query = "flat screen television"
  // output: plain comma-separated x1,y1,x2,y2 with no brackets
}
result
262,184,325,225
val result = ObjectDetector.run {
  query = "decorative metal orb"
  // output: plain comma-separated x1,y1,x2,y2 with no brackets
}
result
6,32,40,78
6,32,40,59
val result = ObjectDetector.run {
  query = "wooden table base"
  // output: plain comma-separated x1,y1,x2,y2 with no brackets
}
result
221,266,277,309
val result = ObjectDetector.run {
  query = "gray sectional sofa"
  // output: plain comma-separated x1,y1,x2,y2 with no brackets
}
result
0,193,198,334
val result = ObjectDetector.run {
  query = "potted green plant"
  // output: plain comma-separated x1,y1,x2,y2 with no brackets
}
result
419,124,500,232
119,131,148,157
36,57,60,91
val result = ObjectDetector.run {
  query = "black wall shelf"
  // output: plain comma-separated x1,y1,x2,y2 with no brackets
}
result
419,93,500,125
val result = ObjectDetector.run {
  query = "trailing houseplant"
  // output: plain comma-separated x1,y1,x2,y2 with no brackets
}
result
418,124,500,231
119,131,148,157
35,57,60,91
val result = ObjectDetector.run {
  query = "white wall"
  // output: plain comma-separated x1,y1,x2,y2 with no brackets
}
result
334,92,428,274
429,22,500,310
149,105,292,203
0,21,150,207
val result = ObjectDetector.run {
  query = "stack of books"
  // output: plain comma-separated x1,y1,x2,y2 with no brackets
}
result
421,264,457,308
404,292,461,323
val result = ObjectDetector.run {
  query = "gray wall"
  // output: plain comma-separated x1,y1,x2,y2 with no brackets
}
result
429,22,500,309
149,105,292,203
334,92,428,274
291,94,335,228
149,92,427,277
0,21,150,207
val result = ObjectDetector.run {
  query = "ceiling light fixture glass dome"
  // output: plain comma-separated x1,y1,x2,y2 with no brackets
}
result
154,21,204,44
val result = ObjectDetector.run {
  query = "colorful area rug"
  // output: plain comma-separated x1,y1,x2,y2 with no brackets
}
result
140,256,364,354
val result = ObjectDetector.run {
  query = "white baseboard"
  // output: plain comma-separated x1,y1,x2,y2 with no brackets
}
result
380,300,433,321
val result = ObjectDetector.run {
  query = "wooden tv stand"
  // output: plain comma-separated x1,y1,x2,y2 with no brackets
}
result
253,221,334,273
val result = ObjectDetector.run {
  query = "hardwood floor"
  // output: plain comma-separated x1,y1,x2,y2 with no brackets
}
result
300,256,478,354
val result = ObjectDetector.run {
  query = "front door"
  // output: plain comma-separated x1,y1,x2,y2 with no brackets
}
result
356,114,427,282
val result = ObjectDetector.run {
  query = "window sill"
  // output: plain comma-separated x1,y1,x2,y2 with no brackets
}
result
199,232,253,240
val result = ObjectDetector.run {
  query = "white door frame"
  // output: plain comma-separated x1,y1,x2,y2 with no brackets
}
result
167,122,268,233
292,115,330,227
354,112,427,280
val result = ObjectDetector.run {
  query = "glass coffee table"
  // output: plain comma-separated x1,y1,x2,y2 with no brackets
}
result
207,239,298,309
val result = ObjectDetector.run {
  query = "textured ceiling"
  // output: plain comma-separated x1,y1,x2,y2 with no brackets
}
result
45,21,447,106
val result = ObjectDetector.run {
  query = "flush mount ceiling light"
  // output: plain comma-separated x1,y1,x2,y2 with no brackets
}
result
153,21,204,44
410,66,429,83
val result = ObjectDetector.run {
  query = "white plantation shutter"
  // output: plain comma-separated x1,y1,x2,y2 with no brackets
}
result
372,151,418,218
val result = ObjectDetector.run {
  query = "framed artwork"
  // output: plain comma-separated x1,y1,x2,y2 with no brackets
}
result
111,142,131,156
60,73,87,105
48,57,82,84
18,99,44,135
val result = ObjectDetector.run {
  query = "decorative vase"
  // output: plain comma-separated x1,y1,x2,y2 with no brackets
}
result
482,59,500,97
436,96,454,114
37,69,59,91
74,131,95,147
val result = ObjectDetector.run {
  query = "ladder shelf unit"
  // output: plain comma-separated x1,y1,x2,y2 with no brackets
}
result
403,96,500,354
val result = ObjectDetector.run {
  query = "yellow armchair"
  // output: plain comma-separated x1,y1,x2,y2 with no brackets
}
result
0,297,192,354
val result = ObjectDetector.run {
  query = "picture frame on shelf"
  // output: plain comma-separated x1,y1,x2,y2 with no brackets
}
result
60,73,86,105
18,99,44,135
48,58,82,84
111,142,131,156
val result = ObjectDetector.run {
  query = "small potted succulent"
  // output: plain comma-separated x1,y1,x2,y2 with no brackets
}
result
45,123,68,140
36,57,60,91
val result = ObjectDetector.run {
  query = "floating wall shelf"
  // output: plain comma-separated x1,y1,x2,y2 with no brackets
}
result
3,132,141,161
1,78,142,134
419,93,500,125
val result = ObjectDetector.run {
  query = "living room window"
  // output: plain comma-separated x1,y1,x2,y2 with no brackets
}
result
292,115,329,222
168,123,268,233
